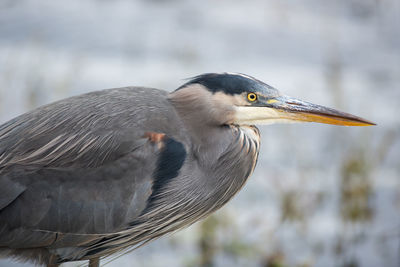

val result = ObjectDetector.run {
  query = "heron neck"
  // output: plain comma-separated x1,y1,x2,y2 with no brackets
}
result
168,86,235,146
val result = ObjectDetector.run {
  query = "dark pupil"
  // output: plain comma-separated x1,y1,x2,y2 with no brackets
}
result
250,94,255,99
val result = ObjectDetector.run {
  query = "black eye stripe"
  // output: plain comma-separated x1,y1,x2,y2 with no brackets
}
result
176,73,279,97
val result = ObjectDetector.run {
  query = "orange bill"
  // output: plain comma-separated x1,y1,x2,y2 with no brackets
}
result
261,96,376,126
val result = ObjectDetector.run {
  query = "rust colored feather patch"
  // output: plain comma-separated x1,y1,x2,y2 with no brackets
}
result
144,132,167,149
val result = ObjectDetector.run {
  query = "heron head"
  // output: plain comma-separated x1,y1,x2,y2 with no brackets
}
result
172,73,375,127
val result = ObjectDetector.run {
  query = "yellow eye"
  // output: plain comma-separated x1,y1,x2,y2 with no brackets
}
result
247,92,257,102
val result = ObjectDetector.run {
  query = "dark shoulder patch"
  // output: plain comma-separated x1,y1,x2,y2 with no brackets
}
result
152,137,187,195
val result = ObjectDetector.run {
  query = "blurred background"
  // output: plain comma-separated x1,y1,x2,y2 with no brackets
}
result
0,0,399,266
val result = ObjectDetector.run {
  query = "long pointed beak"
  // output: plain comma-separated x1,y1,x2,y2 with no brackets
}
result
260,95,375,126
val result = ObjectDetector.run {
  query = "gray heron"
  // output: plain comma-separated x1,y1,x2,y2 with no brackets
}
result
0,73,374,266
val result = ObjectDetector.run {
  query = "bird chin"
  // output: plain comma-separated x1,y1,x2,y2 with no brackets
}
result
233,106,302,126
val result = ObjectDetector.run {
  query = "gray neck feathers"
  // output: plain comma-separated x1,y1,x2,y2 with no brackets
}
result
116,126,260,250
168,84,236,145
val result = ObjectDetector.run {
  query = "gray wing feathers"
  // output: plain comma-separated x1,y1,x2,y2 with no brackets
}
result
0,87,182,249
0,87,163,168
0,147,155,237
0,175,25,210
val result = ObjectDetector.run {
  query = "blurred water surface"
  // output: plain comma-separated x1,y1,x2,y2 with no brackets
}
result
0,0,399,266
